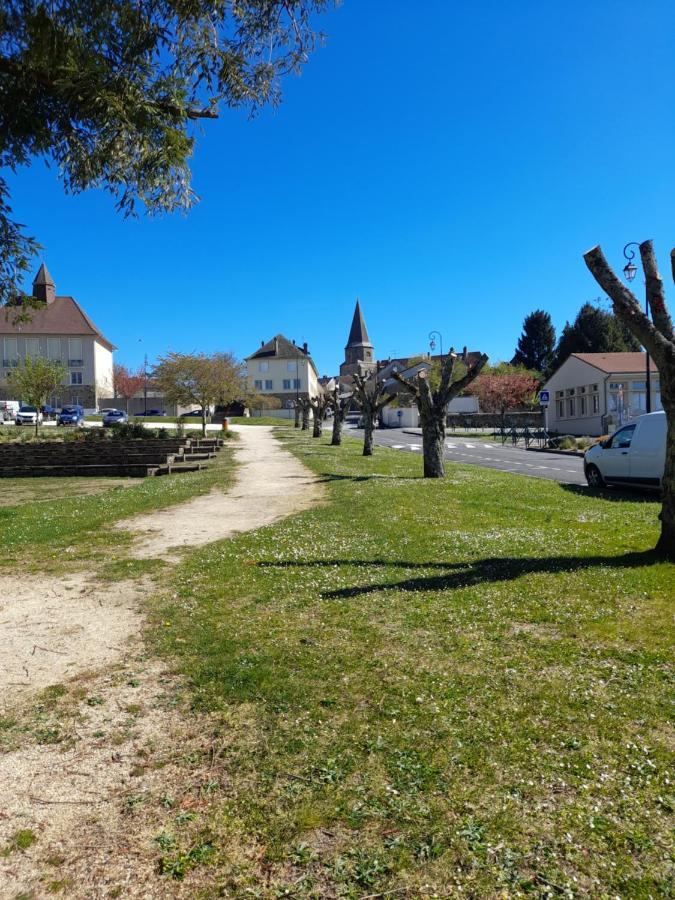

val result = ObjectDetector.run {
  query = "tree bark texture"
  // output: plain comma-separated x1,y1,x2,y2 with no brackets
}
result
329,387,351,446
294,403,301,428
352,375,395,457
584,241,675,558
298,397,311,431
393,350,488,478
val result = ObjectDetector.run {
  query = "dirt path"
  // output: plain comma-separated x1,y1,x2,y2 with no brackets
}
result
116,425,323,560
0,427,322,897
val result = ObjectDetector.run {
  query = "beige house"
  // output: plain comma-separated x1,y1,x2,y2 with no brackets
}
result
245,335,320,406
0,264,115,411
543,352,661,436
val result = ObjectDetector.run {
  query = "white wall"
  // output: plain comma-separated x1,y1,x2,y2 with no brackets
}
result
246,356,318,397
382,407,419,428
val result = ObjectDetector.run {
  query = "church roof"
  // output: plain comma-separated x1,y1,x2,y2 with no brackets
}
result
346,299,371,346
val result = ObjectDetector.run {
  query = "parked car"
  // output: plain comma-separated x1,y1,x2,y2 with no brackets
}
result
102,409,129,427
58,405,85,427
584,411,666,490
98,407,119,416
15,405,43,426
41,404,58,420
134,409,166,417
180,409,207,418
0,400,20,422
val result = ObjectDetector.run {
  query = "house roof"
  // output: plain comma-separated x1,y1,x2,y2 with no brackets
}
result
247,333,319,376
346,299,371,346
571,352,657,374
0,296,116,351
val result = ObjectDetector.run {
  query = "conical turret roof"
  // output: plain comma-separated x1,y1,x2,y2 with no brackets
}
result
33,262,55,286
346,299,371,346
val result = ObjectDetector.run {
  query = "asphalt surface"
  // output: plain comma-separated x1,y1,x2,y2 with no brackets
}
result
346,425,587,485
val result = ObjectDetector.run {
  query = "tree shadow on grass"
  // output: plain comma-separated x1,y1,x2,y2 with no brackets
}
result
260,550,664,599
316,473,420,484
559,483,660,504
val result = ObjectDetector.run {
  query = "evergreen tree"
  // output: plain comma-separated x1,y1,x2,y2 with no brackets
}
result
512,309,556,374
552,302,641,370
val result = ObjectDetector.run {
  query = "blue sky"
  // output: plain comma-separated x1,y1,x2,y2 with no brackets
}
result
7,0,675,375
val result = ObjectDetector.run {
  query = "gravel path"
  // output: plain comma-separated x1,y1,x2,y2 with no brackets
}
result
117,425,323,559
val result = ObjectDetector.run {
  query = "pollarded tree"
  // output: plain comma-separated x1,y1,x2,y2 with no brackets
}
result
352,373,395,457
0,1,332,305
512,310,556,375
292,400,302,429
154,351,244,436
393,349,488,478
8,356,65,436
297,396,312,431
584,240,675,558
328,386,352,446
309,393,331,437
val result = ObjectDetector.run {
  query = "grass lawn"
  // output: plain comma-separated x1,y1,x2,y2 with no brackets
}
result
0,436,236,574
230,416,294,426
150,429,673,897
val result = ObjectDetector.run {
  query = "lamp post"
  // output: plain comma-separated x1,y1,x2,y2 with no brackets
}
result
622,242,652,413
428,330,443,364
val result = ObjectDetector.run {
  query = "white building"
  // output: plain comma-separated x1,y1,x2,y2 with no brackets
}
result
542,352,661,436
0,265,115,411
245,334,320,406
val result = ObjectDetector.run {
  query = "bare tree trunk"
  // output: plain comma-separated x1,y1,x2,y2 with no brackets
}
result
294,403,301,428
363,408,374,456
201,410,207,436
584,241,675,558
313,413,322,437
331,409,344,445
301,400,310,431
420,409,445,477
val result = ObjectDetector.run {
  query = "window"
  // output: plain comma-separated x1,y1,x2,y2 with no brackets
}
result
557,400,564,418
567,398,575,417
47,338,62,360
580,396,587,415
555,390,564,399
591,384,598,392
283,379,291,390
293,378,300,390
610,424,636,449
25,338,40,358
258,361,269,372
253,379,263,390
70,371,83,385
566,388,575,397
592,393,600,414
3,337,18,367
68,338,83,366
631,381,646,390
264,379,273,390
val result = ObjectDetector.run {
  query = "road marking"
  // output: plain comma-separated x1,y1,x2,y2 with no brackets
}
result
446,443,456,448
465,443,476,448
483,443,494,449
391,444,405,449
409,444,421,451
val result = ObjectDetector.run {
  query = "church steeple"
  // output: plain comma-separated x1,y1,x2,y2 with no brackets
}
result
32,263,56,304
340,298,376,378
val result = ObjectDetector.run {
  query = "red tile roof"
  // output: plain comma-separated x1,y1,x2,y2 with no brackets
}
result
0,296,115,351
572,352,657,374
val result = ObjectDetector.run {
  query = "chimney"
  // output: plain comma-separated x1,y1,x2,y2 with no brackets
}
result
302,342,308,355
274,337,279,355
261,340,264,347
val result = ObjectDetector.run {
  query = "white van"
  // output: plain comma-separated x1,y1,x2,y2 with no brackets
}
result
584,411,667,490
0,400,20,422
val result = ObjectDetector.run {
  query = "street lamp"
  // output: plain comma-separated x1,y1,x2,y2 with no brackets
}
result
622,242,651,413
428,330,443,362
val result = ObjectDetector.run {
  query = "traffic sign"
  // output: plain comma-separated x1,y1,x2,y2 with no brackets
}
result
539,390,550,406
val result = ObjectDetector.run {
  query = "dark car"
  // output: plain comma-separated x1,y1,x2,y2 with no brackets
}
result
57,405,85,427
135,409,166,417
180,409,207,418
102,409,128,427
41,404,58,420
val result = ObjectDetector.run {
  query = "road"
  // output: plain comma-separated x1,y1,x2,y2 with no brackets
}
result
346,426,586,485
